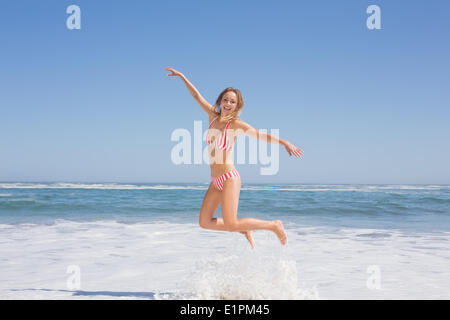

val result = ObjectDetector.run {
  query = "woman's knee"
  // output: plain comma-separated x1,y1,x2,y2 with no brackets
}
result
199,218,210,229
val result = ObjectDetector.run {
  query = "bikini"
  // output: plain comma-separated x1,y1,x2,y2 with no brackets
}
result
206,116,240,191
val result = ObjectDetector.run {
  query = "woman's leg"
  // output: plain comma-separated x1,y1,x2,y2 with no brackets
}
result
199,181,255,248
199,183,228,231
221,175,287,245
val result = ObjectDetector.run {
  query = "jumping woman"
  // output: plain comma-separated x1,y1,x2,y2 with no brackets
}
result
165,67,304,249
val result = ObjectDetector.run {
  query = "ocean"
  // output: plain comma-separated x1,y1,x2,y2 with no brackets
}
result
0,182,449,299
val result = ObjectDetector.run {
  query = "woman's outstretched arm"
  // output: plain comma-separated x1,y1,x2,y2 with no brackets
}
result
235,119,304,158
165,67,216,116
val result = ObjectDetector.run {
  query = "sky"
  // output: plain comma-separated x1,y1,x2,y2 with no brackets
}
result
0,0,449,184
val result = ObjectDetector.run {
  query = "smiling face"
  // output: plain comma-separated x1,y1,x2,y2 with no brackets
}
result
214,87,244,122
220,91,238,117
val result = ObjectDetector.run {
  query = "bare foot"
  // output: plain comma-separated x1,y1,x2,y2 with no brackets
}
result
273,220,287,245
240,231,255,249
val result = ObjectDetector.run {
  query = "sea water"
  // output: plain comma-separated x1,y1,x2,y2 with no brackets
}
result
0,182,449,299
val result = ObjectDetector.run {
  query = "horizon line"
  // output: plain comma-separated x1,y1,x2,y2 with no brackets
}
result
0,181,449,186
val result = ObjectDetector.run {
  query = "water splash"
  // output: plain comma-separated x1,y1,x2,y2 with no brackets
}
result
156,248,319,300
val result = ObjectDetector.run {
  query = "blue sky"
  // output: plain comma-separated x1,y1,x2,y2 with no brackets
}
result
0,0,449,184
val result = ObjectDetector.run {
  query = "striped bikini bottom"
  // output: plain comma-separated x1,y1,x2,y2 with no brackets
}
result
211,169,240,191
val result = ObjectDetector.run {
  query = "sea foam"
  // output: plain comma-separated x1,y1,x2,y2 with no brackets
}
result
1,183,448,192
183,254,318,300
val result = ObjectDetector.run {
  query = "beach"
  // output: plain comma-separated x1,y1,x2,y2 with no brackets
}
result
1,183,449,299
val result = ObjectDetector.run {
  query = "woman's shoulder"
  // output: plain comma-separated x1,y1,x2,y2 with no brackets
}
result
208,112,220,123
231,118,250,130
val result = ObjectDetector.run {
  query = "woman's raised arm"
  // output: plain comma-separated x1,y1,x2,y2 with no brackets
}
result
235,119,304,158
165,67,216,116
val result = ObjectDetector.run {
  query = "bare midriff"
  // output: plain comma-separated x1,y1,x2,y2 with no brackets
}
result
208,139,237,178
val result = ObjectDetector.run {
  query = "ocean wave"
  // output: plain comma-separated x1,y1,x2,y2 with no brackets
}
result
242,187,364,191
0,218,191,229
242,185,450,192
1,183,448,192
1,220,449,300
158,253,319,300
0,183,208,190
418,197,450,204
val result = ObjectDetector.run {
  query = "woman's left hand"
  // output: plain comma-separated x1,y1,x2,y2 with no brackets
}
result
284,142,304,158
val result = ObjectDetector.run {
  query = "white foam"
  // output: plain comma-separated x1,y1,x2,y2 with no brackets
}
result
0,183,207,190
242,187,363,192
242,185,450,192
171,254,318,300
1,183,448,192
0,220,449,300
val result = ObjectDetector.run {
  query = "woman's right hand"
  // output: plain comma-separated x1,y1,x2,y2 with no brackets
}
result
165,67,184,78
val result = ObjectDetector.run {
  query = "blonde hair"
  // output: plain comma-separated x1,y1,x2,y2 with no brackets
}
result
213,87,244,122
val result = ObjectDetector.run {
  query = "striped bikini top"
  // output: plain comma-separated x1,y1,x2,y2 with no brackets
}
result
206,116,234,151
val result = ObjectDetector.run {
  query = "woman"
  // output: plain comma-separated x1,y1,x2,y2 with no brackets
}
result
165,67,303,249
